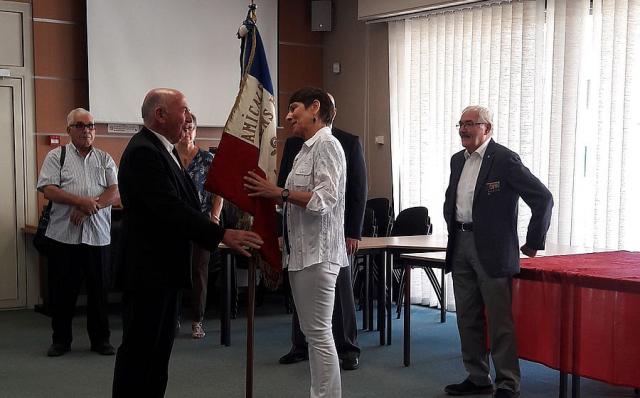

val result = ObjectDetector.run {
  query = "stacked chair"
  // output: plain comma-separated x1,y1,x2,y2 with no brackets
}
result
389,206,432,318
352,198,394,314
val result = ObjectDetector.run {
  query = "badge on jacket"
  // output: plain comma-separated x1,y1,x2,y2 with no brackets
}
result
486,181,501,194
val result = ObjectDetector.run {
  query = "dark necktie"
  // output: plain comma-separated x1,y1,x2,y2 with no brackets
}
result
171,147,183,170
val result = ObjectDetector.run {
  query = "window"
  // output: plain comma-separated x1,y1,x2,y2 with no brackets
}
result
389,0,640,308
389,0,640,250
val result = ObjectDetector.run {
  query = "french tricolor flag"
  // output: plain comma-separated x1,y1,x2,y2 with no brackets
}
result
205,10,281,274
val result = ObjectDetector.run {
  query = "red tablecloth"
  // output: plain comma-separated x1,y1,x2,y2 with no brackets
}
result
513,251,640,388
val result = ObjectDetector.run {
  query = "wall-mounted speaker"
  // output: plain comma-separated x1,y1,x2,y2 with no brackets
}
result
311,0,332,32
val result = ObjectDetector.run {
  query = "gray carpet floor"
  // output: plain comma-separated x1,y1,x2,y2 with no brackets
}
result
0,297,636,398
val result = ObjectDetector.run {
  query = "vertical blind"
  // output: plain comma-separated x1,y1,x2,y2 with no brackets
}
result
389,0,640,308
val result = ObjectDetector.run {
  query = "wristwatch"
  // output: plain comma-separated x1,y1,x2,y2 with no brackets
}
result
281,188,290,202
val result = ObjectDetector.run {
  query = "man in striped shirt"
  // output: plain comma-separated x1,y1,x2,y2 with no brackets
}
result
37,108,120,357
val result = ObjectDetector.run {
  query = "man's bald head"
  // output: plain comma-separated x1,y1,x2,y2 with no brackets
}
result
141,88,191,143
142,88,182,124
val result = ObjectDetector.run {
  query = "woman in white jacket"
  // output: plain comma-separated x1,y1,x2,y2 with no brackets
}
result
244,87,348,398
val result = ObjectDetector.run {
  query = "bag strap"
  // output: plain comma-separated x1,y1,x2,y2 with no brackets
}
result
43,145,67,214
60,144,66,171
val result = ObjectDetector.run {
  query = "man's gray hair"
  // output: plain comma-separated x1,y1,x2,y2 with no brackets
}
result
462,105,493,126
66,108,92,126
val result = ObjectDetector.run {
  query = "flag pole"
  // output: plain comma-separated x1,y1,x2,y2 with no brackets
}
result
246,253,256,398
245,4,257,396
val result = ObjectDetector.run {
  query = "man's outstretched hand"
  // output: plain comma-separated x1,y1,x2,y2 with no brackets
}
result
222,229,264,257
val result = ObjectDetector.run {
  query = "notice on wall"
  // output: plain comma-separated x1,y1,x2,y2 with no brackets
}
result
107,123,140,134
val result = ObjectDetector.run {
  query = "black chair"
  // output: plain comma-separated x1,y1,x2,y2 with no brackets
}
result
389,206,432,317
365,198,393,305
361,207,378,238
353,207,377,311
366,198,393,237
390,206,432,236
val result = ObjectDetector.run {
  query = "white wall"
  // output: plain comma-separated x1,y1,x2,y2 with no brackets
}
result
87,0,278,126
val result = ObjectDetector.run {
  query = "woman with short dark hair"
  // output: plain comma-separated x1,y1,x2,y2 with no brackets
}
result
244,87,347,397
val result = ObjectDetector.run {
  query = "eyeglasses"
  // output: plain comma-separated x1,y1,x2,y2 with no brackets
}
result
456,121,486,129
456,121,487,129
69,122,96,130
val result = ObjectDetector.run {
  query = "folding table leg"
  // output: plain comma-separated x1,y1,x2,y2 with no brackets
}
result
403,262,411,366
363,254,370,330
559,372,568,398
221,251,232,346
440,267,446,323
367,254,374,331
571,375,580,398
386,252,393,346
378,251,386,345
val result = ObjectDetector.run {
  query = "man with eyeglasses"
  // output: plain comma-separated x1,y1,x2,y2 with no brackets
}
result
37,108,120,357
442,105,553,398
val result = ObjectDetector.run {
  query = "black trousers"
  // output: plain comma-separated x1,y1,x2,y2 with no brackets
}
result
47,241,111,347
112,288,180,398
290,263,360,357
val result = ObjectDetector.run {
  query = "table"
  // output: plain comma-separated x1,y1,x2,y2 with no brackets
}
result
358,235,448,345
400,247,639,397
515,250,640,397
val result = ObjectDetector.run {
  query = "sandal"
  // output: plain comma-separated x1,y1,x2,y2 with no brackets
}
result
192,322,205,339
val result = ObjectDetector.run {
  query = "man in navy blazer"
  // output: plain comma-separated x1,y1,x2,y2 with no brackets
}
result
112,88,262,398
277,96,367,370
442,106,553,398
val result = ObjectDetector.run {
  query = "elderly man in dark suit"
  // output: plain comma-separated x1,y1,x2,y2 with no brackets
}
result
443,105,553,398
112,88,262,398
277,94,367,370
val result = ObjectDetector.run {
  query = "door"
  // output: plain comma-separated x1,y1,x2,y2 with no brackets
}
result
0,77,26,308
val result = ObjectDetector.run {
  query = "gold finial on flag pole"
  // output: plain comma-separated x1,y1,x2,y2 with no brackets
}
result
248,1,257,23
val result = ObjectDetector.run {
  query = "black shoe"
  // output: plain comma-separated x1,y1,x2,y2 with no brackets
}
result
90,342,115,356
278,350,308,364
341,355,359,371
444,379,494,396
494,388,519,398
47,343,70,357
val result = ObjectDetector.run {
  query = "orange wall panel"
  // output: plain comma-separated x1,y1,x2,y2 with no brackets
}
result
279,0,323,45
279,44,323,92
276,0,323,171
33,0,85,22
34,78,88,133
34,21,87,79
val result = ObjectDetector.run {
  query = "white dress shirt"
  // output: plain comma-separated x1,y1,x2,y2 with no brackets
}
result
284,126,349,271
37,143,118,246
455,137,491,223
149,128,181,168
